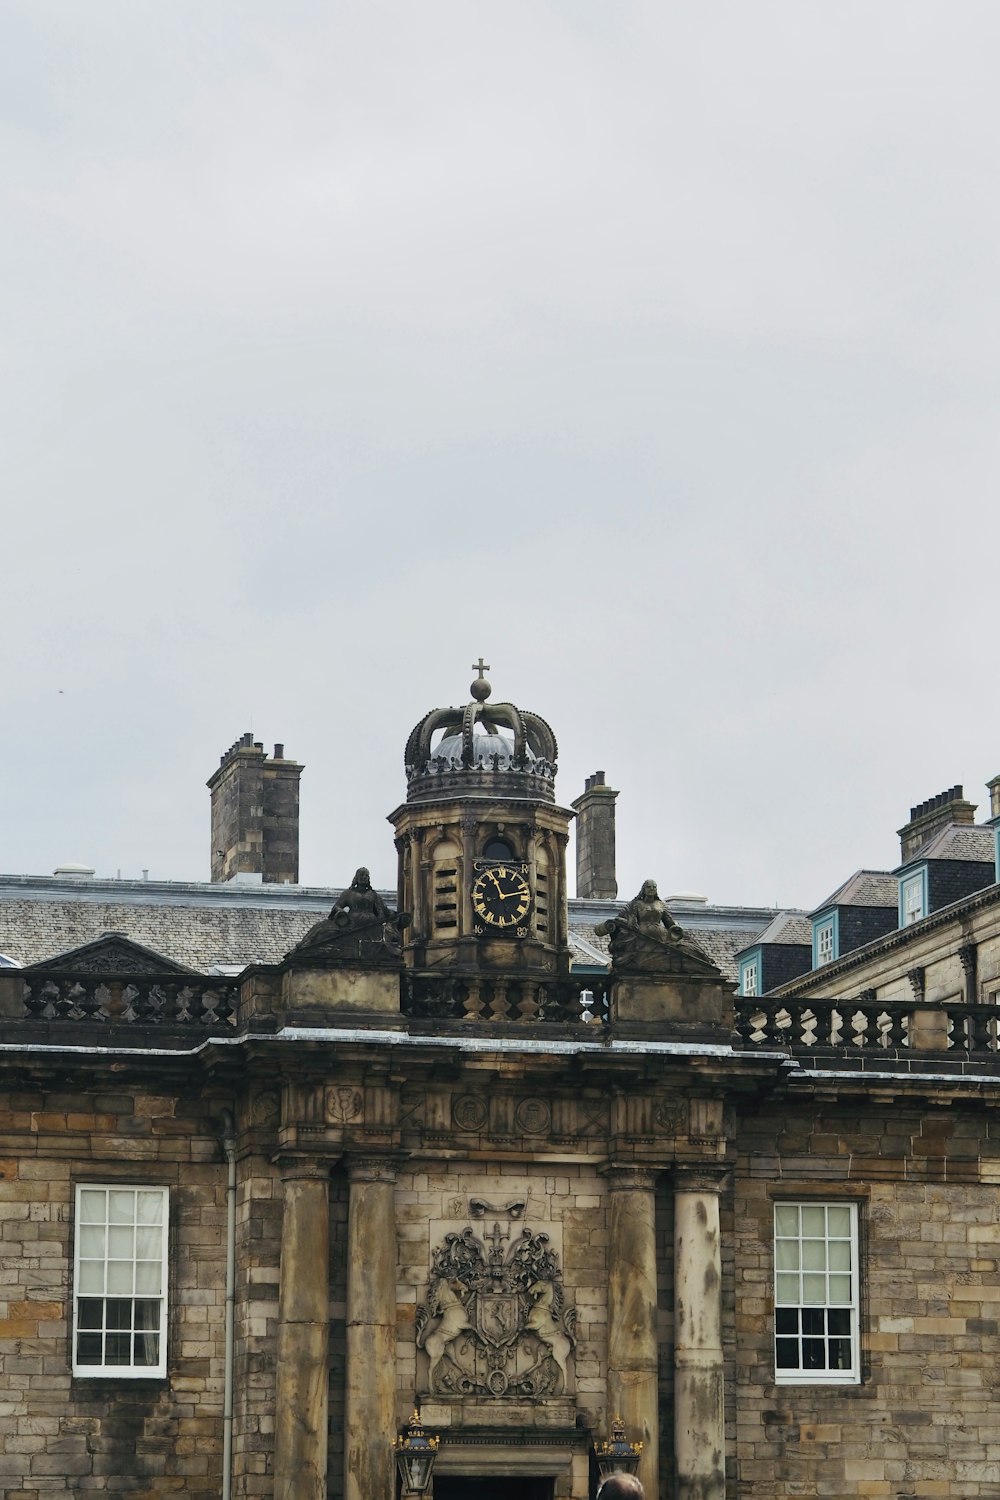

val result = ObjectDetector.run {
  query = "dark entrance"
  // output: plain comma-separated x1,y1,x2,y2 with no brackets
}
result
434,1480,553,1499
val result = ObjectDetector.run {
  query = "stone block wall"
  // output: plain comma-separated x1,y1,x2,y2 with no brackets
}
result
0,1083,230,1499
732,1098,1000,1498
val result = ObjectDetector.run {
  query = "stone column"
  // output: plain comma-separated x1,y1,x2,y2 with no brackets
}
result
674,1168,726,1500
605,1165,660,1498
274,1159,331,1500
345,1156,399,1500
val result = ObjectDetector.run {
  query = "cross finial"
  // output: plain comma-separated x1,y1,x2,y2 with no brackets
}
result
470,657,492,702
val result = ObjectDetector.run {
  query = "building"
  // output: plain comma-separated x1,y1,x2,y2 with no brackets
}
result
2,672,1000,1499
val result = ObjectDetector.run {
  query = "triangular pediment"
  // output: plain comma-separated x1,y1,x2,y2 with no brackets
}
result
25,932,199,977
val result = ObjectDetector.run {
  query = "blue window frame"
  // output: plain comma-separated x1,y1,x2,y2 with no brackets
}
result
898,868,928,928
739,949,762,998
812,911,838,969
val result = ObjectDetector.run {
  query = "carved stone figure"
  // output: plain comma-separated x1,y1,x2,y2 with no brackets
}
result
595,879,718,976
415,1223,575,1398
290,867,409,967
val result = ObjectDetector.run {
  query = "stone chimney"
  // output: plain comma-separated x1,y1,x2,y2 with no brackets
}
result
897,784,977,864
207,734,303,884
987,773,1000,823
571,771,619,899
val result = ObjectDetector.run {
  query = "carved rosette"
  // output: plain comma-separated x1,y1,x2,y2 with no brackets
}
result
416,1223,575,1399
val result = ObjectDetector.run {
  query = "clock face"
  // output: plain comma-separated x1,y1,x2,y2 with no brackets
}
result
471,864,531,933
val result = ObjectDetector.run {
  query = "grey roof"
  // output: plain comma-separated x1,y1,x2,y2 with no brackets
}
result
898,824,996,867
748,910,813,947
0,874,777,984
813,870,898,914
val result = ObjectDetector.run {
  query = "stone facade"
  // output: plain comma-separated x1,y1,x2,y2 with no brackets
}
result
3,678,1000,1498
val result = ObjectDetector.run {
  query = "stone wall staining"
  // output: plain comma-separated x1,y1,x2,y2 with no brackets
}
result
344,1157,398,1500
733,1101,1000,1498
674,1171,725,1500
273,1162,330,1500
605,1167,660,1498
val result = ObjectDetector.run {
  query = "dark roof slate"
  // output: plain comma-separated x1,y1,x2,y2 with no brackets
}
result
813,870,897,914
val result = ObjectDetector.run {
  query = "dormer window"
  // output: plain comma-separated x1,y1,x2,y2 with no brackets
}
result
813,914,838,968
740,954,760,998
899,870,927,927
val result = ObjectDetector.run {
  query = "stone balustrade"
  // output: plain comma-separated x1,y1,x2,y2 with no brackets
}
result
12,973,238,1027
735,995,1000,1055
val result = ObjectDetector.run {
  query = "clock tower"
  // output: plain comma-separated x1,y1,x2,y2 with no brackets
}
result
388,662,574,1018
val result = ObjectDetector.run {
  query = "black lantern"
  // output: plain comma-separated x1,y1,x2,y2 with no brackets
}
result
394,1408,440,1494
594,1415,643,1480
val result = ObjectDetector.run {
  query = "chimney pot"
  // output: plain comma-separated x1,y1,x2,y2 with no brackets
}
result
571,771,619,899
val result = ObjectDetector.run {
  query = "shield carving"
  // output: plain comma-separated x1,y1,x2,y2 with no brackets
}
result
474,1292,521,1348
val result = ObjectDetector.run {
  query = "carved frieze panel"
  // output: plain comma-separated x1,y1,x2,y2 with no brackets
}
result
416,1219,575,1399
325,1086,363,1125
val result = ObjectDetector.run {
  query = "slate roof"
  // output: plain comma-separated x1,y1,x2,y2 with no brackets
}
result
748,910,813,947
898,824,996,866
0,875,778,984
812,870,898,914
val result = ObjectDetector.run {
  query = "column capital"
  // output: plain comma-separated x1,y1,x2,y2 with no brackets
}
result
600,1163,664,1192
345,1152,402,1184
275,1155,336,1183
672,1164,729,1195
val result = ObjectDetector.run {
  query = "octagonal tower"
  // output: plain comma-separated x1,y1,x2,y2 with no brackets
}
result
388,664,574,1002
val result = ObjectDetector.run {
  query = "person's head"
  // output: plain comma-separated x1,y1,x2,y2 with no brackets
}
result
352,867,372,889
638,879,658,900
597,1475,645,1500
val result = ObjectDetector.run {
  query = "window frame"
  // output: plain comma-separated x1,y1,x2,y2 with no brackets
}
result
898,867,928,928
72,1183,169,1380
812,911,839,968
773,1198,860,1386
739,950,761,998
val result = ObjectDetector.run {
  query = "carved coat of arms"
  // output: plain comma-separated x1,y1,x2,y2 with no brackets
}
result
415,1223,575,1398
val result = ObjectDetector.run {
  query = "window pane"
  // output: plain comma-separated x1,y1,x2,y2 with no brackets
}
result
135,1260,162,1294
826,1206,851,1236
136,1192,163,1226
105,1333,131,1364
135,1227,161,1259
109,1191,136,1224
774,1205,799,1235
77,1298,103,1329
802,1240,825,1270
828,1275,852,1302
829,1338,851,1368
134,1298,160,1330
107,1260,134,1294
801,1206,825,1235
828,1309,851,1335
79,1190,106,1223
774,1240,799,1270
775,1308,798,1335
802,1337,825,1369
78,1226,106,1258
106,1299,133,1330
108,1226,134,1259
828,1240,851,1271
775,1273,800,1303
802,1273,826,1303
801,1308,826,1335
78,1260,104,1293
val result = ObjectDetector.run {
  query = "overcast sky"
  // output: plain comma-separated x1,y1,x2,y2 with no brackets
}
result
3,2,999,910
